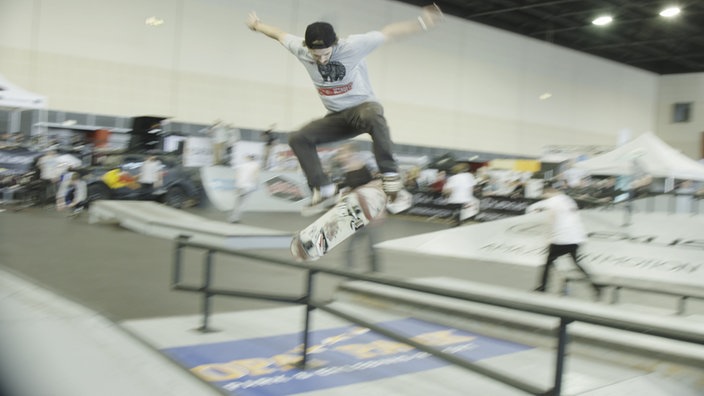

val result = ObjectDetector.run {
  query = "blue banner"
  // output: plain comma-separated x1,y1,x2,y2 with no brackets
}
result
162,318,532,395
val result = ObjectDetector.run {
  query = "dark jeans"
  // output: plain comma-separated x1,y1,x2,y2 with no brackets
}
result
65,188,87,210
536,243,593,291
140,183,154,199
41,179,57,205
288,102,398,189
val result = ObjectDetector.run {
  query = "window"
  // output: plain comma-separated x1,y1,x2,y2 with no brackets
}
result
672,102,692,123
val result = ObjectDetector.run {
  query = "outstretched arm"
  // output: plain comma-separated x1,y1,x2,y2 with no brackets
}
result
381,4,444,42
246,11,288,43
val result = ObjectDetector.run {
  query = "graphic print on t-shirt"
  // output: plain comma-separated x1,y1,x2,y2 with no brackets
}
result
318,61,346,82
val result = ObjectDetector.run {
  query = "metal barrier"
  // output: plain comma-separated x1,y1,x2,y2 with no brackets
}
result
171,235,704,396
561,273,704,315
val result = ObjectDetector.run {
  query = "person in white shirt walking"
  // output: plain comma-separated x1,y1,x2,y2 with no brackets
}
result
229,154,261,223
526,185,602,297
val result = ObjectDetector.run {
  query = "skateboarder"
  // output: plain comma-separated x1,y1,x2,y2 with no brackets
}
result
246,4,444,215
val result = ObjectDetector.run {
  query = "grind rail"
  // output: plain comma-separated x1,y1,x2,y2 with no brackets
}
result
171,235,704,396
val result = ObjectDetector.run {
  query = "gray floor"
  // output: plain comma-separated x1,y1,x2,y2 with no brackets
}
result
0,204,453,321
1,203,702,396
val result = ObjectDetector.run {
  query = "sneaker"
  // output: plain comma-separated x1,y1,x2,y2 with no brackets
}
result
382,173,403,196
383,173,403,204
301,185,339,217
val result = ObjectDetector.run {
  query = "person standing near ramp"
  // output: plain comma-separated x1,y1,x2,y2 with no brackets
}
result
527,185,602,298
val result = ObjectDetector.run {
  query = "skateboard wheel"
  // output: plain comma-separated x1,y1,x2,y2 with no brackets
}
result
290,234,308,261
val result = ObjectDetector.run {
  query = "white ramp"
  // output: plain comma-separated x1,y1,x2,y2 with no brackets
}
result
89,200,292,250
377,210,704,294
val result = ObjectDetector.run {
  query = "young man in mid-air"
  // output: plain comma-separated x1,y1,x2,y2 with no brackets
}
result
246,4,444,214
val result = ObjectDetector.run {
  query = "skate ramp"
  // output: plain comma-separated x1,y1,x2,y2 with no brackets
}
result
89,200,292,249
376,210,704,312
378,210,704,287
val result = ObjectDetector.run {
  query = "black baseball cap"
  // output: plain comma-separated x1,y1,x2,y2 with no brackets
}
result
305,22,338,49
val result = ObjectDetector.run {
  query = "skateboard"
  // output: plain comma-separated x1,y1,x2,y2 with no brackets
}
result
291,180,387,261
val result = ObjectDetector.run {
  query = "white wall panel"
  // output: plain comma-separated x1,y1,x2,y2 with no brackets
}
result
0,0,35,49
0,0,663,157
34,0,178,69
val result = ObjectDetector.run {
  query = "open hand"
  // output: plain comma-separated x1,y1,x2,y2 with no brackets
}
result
421,3,444,28
246,11,261,31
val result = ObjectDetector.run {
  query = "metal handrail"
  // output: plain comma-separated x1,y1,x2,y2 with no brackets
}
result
171,235,704,396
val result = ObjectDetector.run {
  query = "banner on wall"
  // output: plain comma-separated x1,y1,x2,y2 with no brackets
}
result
183,137,214,168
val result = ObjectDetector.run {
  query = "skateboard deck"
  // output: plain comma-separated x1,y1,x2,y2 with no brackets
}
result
291,180,387,261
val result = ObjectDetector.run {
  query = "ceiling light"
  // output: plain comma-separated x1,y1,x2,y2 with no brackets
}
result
539,93,552,100
659,7,681,17
592,15,613,26
145,16,164,27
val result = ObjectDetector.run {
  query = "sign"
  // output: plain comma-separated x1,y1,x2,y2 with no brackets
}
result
162,318,532,396
200,165,237,211
404,192,461,221
183,137,214,168
264,176,307,202
475,196,539,222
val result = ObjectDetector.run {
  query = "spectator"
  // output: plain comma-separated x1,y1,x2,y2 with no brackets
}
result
56,172,87,215
37,149,60,205
403,166,421,192
261,125,278,170
229,154,261,223
138,156,163,198
443,163,478,224
429,170,447,198
560,159,588,190
209,120,240,165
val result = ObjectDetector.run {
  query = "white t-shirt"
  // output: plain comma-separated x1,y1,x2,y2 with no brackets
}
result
443,172,476,204
235,160,261,192
56,173,87,205
38,153,60,181
139,159,163,184
527,193,586,245
281,31,385,112
561,167,587,188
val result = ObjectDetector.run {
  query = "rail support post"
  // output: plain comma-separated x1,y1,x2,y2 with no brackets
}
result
299,269,318,368
198,249,216,333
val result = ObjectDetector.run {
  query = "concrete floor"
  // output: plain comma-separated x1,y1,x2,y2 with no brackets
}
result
1,203,702,396
0,205,452,321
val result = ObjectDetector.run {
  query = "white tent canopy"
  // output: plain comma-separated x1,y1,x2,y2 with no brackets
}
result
573,132,704,181
0,72,47,109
